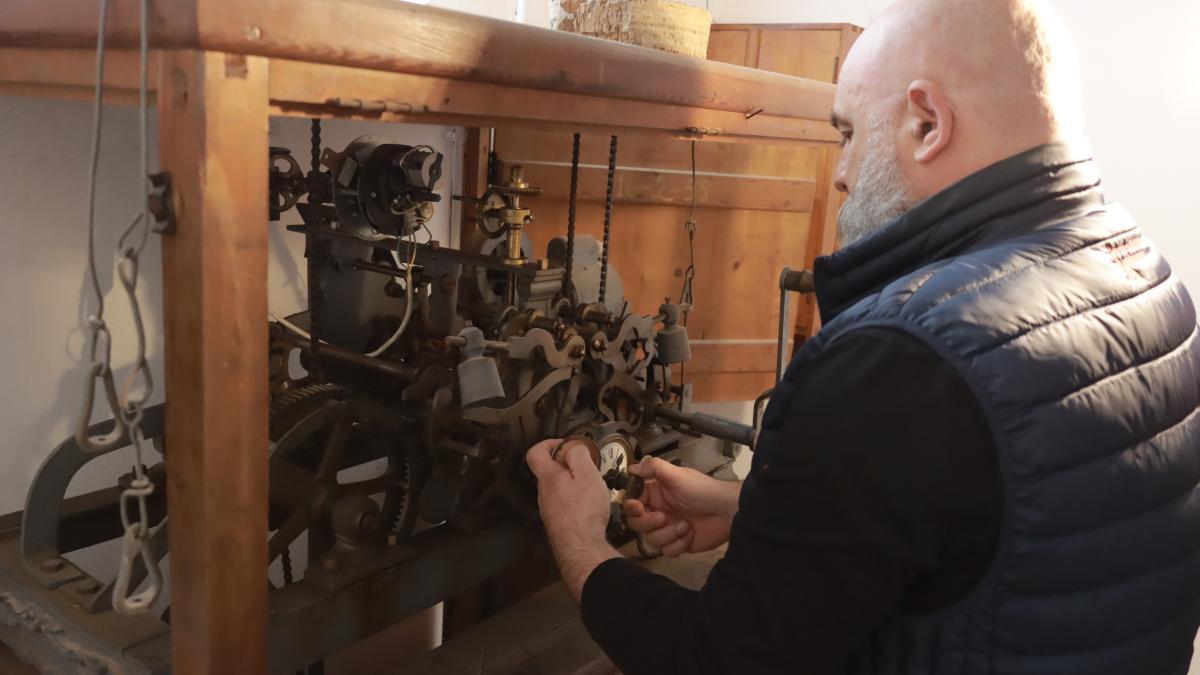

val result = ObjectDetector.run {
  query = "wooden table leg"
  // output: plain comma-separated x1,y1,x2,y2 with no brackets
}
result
158,49,269,674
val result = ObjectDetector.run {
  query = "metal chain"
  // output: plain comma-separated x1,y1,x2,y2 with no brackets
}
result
281,547,295,586
307,119,325,381
563,133,581,304
598,135,618,305
72,0,164,616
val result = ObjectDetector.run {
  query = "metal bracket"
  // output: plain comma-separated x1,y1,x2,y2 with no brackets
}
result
147,172,175,235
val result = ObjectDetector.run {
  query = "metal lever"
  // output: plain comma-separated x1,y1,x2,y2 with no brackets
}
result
776,268,815,384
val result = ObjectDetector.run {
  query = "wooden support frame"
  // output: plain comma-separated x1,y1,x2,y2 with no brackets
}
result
0,1,845,669
158,49,270,674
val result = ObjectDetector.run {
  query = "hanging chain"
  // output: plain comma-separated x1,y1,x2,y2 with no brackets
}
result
306,119,326,381
72,0,164,615
562,132,581,305
598,135,618,305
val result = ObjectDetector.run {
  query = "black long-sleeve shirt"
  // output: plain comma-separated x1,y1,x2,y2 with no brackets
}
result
581,328,1002,674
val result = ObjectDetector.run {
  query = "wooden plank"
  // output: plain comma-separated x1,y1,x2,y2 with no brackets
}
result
686,342,787,373
1,0,839,122
267,59,840,145
158,49,269,675
706,29,748,66
518,201,811,341
493,128,822,177
757,29,845,83
0,47,155,89
835,24,864,84
686,371,775,403
506,162,815,213
799,147,845,338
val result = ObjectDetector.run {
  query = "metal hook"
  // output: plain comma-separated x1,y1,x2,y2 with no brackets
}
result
111,518,164,615
76,362,130,455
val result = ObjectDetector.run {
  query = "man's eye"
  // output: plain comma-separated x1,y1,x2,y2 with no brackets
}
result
840,131,853,148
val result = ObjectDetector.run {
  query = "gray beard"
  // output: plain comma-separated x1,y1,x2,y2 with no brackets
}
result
837,120,917,247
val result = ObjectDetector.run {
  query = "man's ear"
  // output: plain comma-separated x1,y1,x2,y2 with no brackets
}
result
906,80,954,163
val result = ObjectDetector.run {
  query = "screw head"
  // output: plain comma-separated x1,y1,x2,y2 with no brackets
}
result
320,555,339,573
39,557,64,573
245,25,262,41
77,579,101,595
386,532,398,547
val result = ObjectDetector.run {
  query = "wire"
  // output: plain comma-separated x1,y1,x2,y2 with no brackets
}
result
676,141,699,411
365,230,418,358
83,0,110,330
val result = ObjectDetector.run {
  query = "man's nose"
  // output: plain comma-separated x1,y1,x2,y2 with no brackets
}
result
833,160,849,194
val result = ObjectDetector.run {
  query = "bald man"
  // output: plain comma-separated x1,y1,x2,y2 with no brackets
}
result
526,0,1200,672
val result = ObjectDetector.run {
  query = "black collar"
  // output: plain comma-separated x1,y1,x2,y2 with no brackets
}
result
813,142,1106,324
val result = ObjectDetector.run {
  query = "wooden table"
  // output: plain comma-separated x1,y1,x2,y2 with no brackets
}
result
0,2,835,672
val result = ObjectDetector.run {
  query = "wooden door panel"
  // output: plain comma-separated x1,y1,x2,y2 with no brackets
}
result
757,29,843,83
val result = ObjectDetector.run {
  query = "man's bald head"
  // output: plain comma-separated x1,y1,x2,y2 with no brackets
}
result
831,0,1084,244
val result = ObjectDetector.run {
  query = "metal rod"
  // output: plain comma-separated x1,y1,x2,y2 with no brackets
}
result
777,268,791,384
653,405,755,447
599,135,618,304
276,332,418,382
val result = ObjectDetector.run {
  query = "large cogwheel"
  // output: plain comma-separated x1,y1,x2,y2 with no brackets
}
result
267,384,419,577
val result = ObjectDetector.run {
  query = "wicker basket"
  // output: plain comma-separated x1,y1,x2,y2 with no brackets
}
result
553,0,713,58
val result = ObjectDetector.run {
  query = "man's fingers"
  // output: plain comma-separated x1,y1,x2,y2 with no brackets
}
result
562,441,600,477
525,439,564,479
661,529,694,558
628,456,664,480
645,519,689,548
625,509,670,534
622,499,646,517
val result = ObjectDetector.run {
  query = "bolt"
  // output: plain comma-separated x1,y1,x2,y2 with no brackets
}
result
77,579,101,595
245,25,262,41
320,555,339,573
39,557,64,573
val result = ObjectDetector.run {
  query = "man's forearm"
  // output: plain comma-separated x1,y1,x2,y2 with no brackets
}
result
550,532,622,602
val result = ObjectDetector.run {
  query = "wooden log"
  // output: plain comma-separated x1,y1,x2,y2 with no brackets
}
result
158,49,269,675
0,0,837,122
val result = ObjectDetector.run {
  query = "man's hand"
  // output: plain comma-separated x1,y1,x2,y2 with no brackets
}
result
526,438,621,602
623,457,741,558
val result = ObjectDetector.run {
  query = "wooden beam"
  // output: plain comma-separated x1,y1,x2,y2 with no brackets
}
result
158,49,269,675
508,162,815,212
1,0,836,121
266,60,840,145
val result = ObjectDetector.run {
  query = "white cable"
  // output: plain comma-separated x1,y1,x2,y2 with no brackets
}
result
270,312,314,341
366,230,417,358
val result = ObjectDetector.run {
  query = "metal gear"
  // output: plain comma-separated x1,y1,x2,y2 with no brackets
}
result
267,384,418,577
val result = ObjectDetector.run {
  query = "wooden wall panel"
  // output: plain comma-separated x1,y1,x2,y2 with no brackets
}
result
757,29,844,82
488,23,860,401
706,29,749,66
502,161,814,212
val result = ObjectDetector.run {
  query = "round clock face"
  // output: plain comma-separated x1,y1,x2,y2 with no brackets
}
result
597,435,633,476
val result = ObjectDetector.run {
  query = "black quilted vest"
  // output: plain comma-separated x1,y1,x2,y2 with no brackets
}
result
750,143,1200,675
